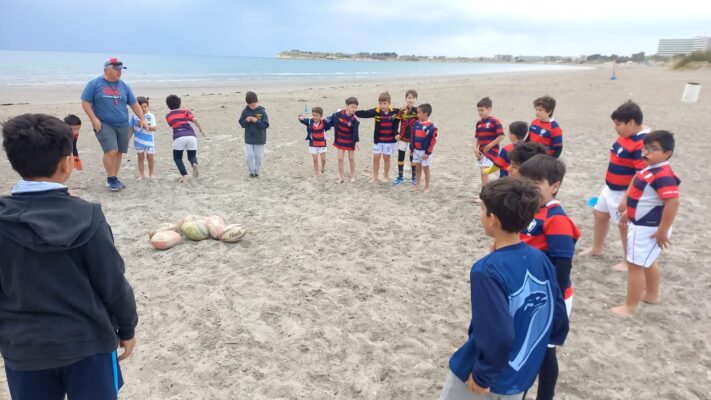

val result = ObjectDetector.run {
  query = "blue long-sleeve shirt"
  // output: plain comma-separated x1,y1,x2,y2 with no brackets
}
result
449,242,569,395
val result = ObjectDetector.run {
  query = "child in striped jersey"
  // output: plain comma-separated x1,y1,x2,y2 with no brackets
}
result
518,154,580,400
611,131,680,316
527,96,563,158
393,89,418,186
298,107,331,177
474,97,505,186
484,121,529,178
165,94,206,183
411,104,437,193
129,96,157,180
326,97,360,184
579,101,649,271
356,91,400,183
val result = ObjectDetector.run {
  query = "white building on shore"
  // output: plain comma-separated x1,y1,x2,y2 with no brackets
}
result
657,35,711,56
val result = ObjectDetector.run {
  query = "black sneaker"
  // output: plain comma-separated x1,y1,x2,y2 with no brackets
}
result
249,173,255,178
254,173,260,178
115,178,126,189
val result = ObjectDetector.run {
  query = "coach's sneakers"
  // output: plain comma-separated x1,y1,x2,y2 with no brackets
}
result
106,177,121,191
392,176,404,186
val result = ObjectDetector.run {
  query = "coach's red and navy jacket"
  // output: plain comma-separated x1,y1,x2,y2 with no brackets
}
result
528,118,563,158
355,106,400,144
475,116,504,161
328,110,360,150
395,106,418,143
521,200,581,299
605,129,649,191
300,118,332,148
410,120,437,155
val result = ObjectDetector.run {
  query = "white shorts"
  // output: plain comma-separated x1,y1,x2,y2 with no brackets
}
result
135,146,155,154
309,146,327,155
373,142,395,155
172,136,197,151
548,294,573,348
397,140,410,152
412,149,432,167
477,156,494,168
627,224,672,268
593,186,625,224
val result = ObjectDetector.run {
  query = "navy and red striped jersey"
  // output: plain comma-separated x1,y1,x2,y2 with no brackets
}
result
492,143,515,177
475,116,504,161
328,110,360,150
605,129,649,191
410,120,437,154
521,200,580,296
355,107,401,144
395,106,418,142
300,118,332,148
166,109,196,139
626,161,680,227
528,118,563,158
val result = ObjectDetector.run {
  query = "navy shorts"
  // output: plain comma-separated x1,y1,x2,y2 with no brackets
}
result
4,352,123,400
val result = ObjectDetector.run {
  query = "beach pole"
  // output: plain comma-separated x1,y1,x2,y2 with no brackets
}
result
610,61,618,80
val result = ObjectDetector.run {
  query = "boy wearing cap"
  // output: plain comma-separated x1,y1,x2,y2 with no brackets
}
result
81,57,147,191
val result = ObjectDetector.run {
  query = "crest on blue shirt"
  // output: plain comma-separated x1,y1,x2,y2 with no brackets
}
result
508,271,554,371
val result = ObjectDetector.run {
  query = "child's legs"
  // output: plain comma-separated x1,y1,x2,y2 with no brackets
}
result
618,222,628,258
410,150,416,178
372,152,382,179
383,154,391,178
137,152,145,176
397,149,406,177
423,165,431,188
253,144,265,173
337,149,345,178
414,164,422,187
479,166,489,185
245,144,256,173
187,150,198,166
173,150,188,176
5,364,65,400
591,209,611,253
536,347,559,400
147,153,155,176
320,152,327,170
348,150,356,177
625,262,647,310
311,154,319,174
643,262,661,302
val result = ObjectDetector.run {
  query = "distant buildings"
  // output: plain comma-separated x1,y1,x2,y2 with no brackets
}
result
657,35,711,56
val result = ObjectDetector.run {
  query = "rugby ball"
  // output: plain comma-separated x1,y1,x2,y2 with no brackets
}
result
220,224,246,243
148,223,180,239
205,215,226,239
151,230,182,250
179,214,206,226
182,220,210,241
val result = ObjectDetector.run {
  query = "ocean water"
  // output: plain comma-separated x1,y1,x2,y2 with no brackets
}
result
0,50,587,86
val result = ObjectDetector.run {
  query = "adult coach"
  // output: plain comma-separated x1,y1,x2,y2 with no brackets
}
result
81,57,147,191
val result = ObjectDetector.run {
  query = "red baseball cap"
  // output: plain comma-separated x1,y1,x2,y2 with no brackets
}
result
104,57,127,69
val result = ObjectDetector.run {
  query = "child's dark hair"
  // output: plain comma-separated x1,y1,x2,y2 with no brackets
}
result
533,96,556,116
480,177,541,233
2,114,73,179
63,114,81,126
644,130,675,152
610,100,643,125
345,96,359,106
477,96,492,108
509,142,547,165
311,107,323,116
518,154,566,187
509,121,528,140
378,92,391,103
246,91,258,104
166,94,181,110
417,103,432,116
405,89,418,99
137,96,149,106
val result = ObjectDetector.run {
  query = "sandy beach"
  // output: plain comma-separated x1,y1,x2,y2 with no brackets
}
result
1,65,710,399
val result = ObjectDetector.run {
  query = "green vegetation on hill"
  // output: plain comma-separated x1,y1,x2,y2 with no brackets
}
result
674,51,711,69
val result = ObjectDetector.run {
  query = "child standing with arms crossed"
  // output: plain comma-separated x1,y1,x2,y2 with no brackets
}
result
298,106,331,177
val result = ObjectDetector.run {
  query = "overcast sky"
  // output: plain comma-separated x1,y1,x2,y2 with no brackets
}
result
1,0,709,57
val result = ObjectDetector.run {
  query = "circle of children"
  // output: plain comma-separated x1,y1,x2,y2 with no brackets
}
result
0,57,680,400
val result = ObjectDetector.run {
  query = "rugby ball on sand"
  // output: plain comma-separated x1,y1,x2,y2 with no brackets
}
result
181,220,210,241
220,224,246,243
148,223,180,239
205,215,226,239
179,214,206,226
151,230,182,250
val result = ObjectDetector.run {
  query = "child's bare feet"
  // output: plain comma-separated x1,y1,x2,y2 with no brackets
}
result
368,177,378,183
350,177,356,183
336,177,344,184
321,168,326,174
610,304,637,316
610,262,628,272
179,176,189,184
641,293,660,304
137,176,144,181
192,163,199,177
149,175,155,180
424,187,430,193
579,247,604,257
411,186,421,192
380,176,390,183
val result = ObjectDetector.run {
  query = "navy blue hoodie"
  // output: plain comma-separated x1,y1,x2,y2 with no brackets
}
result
0,188,137,371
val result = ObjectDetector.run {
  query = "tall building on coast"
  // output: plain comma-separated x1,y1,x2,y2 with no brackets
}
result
657,35,711,56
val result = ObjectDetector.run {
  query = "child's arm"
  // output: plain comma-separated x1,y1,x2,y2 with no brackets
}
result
191,117,206,137
424,126,437,157
238,109,249,128
354,108,376,119
550,124,563,158
483,135,505,154
654,197,679,248
148,115,157,132
299,117,310,140
254,110,269,129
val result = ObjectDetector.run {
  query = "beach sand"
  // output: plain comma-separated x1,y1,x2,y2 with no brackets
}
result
1,65,710,399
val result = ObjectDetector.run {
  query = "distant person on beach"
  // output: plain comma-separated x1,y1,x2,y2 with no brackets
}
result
326,97,360,184
394,89,419,185
0,114,138,399
484,121,529,177
527,96,563,158
579,101,650,271
63,114,83,170
474,96,505,186
442,177,568,400
165,95,205,183
507,141,547,177
298,106,332,178
355,91,400,183
129,96,157,180
611,130,680,316
518,155,580,400
81,57,148,191
410,103,437,192
239,91,270,178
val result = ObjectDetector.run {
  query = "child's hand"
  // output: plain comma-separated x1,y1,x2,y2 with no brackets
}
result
617,201,626,215
395,134,401,141
473,147,482,160
201,131,206,137
423,154,429,160
466,374,489,394
483,144,493,153
652,229,672,249
618,213,629,226
298,115,305,121
118,337,136,361
355,144,360,151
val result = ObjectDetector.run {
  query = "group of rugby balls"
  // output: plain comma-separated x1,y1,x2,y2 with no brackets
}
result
149,215,246,250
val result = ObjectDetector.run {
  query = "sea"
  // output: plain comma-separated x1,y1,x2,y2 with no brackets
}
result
0,50,589,86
